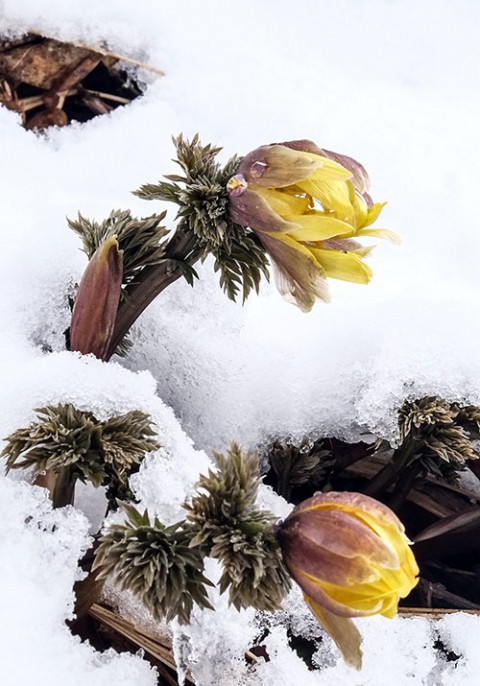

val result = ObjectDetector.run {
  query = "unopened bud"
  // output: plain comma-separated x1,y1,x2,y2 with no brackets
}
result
70,236,123,360
278,491,419,619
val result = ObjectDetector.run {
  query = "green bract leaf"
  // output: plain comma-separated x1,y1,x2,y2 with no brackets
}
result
1,404,159,505
134,134,270,302
394,396,480,480
185,443,291,611
93,506,214,624
68,209,169,287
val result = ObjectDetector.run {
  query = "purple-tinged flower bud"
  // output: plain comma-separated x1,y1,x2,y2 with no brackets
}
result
70,236,123,360
226,141,396,311
278,491,419,619
277,491,419,669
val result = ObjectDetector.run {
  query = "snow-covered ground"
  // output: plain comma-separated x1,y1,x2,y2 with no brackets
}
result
1,1,480,684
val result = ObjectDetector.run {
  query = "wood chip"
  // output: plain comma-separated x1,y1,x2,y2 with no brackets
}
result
0,33,154,128
399,607,480,618
415,509,480,543
0,38,98,89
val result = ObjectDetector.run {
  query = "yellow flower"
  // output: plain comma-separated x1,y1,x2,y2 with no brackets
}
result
277,491,419,669
227,140,399,311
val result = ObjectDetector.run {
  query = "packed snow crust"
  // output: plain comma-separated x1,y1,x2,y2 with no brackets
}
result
1,0,480,684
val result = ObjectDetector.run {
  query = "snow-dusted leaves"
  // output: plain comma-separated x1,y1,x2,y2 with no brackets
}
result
134,134,270,302
1,404,159,506
185,443,291,611
397,397,480,478
94,504,214,624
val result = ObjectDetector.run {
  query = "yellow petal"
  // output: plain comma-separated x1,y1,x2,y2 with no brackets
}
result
364,201,387,227
288,213,356,242
380,595,400,619
308,154,354,181
228,187,299,234
304,595,363,670
310,248,373,284
356,227,401,244
319,148,370,194
351,191,369,228
253,187,310,217
352,245,375,258
312,580,391,614
297,176,356,225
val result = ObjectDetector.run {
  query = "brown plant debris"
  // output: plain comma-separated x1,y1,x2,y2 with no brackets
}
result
0,33,159,129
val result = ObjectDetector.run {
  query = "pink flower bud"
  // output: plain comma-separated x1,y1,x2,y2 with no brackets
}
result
70,236,123,360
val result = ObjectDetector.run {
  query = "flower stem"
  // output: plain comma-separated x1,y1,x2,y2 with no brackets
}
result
105,228,201,360
37,466,76,508
387,460,422,513
363,438,417,498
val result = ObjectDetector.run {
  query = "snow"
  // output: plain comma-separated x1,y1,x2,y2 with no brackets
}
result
1,0,480,684
0,477,157,686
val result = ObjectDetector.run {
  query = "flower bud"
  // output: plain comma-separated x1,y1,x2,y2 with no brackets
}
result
278,491,419,619
70,236,123,360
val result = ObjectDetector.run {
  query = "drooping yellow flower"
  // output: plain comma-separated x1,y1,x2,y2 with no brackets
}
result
277,491,419,668
227,140,399,311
